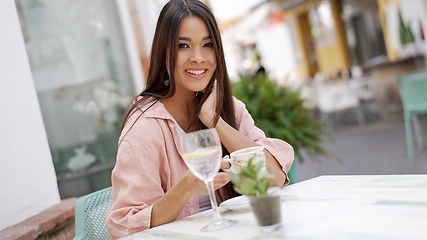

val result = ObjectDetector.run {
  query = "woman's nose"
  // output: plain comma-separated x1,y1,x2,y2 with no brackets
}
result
189,48,205,63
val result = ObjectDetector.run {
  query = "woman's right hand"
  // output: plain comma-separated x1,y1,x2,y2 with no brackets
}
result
182,170,230,195
150,167,230,228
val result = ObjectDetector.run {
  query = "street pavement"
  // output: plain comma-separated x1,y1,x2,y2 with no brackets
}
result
295,119,427,183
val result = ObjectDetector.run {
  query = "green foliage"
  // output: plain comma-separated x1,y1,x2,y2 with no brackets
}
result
229,158,274,196
232,74,330,163
398,10,414,45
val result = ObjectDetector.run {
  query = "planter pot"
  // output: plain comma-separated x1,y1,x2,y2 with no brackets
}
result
248,188,282,233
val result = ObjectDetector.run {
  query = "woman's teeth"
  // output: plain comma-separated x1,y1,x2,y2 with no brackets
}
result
186,69,205,75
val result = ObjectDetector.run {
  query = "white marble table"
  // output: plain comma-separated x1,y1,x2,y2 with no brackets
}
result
121,175,427,240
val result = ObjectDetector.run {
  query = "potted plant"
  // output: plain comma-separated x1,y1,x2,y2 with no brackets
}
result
232,74,332,183
398,10,416,58
229,158,282,232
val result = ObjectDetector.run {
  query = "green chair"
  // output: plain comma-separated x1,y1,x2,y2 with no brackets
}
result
74,186,112,240
397,69,427,159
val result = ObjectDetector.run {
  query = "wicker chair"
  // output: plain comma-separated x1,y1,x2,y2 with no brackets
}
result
74,186,112,240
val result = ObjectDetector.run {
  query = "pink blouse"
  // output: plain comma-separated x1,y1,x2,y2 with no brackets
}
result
106,97,294,239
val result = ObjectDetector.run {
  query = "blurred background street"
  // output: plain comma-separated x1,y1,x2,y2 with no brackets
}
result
297,119,427,182
2,0,427,238
8,0,426,197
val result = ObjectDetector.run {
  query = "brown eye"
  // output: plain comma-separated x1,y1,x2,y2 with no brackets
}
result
179,43,189,49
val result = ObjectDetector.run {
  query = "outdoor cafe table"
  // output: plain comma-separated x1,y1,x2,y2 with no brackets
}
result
121,175,427,240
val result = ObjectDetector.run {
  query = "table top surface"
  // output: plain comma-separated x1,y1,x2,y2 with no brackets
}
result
121,174,427,240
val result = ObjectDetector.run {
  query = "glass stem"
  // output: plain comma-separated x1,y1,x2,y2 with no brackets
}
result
205,180,221,221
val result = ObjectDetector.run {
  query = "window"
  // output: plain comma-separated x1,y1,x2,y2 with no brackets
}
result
341,0,387,66
16,0,134,198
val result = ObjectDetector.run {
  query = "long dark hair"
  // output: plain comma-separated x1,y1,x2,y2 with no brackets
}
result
121,0,239,200
122,0,236,134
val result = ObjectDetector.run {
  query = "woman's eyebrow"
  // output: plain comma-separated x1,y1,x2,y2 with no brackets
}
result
178,36,211,41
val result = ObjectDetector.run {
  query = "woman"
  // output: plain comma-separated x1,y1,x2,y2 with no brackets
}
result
106,0,294,238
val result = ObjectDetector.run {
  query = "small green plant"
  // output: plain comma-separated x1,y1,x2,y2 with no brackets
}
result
229,158,274,196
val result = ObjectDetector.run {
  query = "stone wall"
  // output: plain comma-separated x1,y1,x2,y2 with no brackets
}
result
0,198,77,240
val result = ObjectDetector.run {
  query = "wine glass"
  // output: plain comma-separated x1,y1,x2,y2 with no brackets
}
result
180,128,236,231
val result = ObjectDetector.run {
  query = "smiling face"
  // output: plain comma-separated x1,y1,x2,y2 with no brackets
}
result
171,16,217,96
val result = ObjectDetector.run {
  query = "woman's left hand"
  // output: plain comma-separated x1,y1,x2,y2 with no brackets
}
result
199,80,217,128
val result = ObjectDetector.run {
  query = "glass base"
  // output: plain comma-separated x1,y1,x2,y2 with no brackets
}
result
201,218,236,232
260,222,282,233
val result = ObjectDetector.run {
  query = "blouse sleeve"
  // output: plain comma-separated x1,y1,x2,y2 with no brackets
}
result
106,119,165,239
233,97,294,184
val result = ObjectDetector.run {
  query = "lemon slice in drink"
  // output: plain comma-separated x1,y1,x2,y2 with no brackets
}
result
184,149,218,159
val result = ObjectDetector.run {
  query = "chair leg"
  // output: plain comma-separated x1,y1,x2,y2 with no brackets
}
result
420,114,427,148
354,105,366,126
321,111,334,130
404,113,415,159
